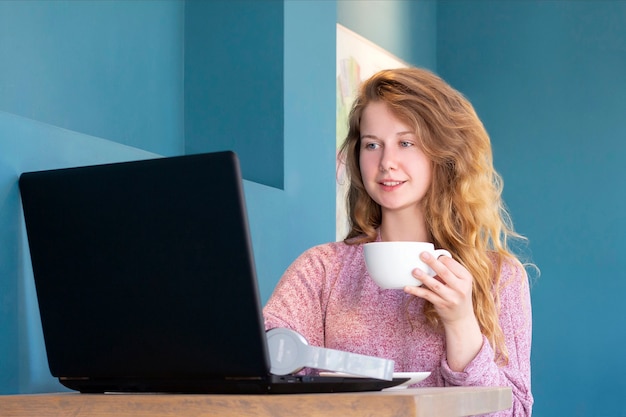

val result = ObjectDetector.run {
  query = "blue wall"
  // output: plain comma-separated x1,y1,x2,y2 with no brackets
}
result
0,114,160,394
248,0,336,305
0,0,185,156
184,0,284,188
438,2,626,416
0,0,336,394
0,0,185,394
338,0,437,71
340,1,626,416
3,1,622,415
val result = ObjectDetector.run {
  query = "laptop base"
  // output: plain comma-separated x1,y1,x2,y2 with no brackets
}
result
62,375,410,394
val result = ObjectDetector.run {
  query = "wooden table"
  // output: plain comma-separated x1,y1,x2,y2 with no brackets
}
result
0,387,511,417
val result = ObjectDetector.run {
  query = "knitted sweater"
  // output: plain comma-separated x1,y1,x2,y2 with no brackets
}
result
263,240,533,417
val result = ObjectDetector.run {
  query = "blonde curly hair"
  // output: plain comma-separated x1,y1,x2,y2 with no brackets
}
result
339,67,524,364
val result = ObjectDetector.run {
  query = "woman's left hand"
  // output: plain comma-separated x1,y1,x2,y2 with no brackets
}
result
403,251,475,326
404,251,483,371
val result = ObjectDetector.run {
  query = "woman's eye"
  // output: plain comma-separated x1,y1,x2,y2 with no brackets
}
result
364,142,380,150
400,141,414,148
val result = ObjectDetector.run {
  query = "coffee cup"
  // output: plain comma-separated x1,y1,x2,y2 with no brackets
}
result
363,242,451,289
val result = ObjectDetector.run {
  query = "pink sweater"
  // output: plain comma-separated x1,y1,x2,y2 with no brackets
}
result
263,240,533,417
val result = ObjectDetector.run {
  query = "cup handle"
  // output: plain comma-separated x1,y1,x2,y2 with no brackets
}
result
423,249,452,277
433,249,451,259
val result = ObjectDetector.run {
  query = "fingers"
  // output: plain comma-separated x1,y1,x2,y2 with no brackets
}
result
417,252,458,291
403,251,475,323
403,277,444,304
403,263,448,302
420,252,464,283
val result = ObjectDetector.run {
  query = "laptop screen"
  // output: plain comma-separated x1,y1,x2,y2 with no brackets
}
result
19,152,271,381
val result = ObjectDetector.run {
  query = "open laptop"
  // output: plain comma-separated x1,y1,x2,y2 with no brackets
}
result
18,151,406,394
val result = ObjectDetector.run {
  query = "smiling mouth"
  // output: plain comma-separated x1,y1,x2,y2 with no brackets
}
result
380,181,405,187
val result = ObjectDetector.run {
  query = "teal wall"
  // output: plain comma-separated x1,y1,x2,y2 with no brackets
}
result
0,0,184,394
0,0,185,156
340,1,626,416
338,0,626,417
0,116,160,394
437,2,626,416
338,0,437,71
0,0,336,394
3,1,623,415
184,0,284,188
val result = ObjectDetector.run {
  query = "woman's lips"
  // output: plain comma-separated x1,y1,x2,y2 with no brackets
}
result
379,180,406,190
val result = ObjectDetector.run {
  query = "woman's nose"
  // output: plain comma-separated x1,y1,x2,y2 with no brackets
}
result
379,147,398,172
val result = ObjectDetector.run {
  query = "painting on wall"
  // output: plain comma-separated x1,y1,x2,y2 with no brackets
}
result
336,24,408,240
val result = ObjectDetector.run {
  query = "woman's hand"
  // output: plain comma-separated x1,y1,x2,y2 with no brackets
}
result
403,251,483,372
404,252,474,325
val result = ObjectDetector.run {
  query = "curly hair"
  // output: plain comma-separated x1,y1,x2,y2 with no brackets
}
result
338,67,524,364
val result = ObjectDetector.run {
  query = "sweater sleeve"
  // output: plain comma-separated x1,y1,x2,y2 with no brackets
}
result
262,245,332,351
440,259,533,417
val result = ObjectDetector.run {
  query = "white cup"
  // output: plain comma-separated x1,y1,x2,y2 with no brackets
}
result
363,242,451,289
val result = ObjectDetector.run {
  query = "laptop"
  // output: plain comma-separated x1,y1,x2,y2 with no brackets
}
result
18,151,406,394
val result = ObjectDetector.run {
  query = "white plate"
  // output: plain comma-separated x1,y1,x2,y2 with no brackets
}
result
319,371,431,390
384,372,431,390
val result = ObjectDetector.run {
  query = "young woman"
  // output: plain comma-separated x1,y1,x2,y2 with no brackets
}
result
263,67,533,416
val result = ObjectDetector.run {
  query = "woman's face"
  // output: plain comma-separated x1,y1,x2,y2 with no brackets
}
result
359,101,433,217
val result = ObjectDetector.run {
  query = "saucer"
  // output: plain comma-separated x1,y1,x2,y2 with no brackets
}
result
384,372,431,389
318,371,431,389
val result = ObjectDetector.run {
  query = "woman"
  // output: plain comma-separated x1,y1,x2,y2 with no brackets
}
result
263,67,533,416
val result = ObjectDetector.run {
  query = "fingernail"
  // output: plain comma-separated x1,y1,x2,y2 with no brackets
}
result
421,252,431,260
